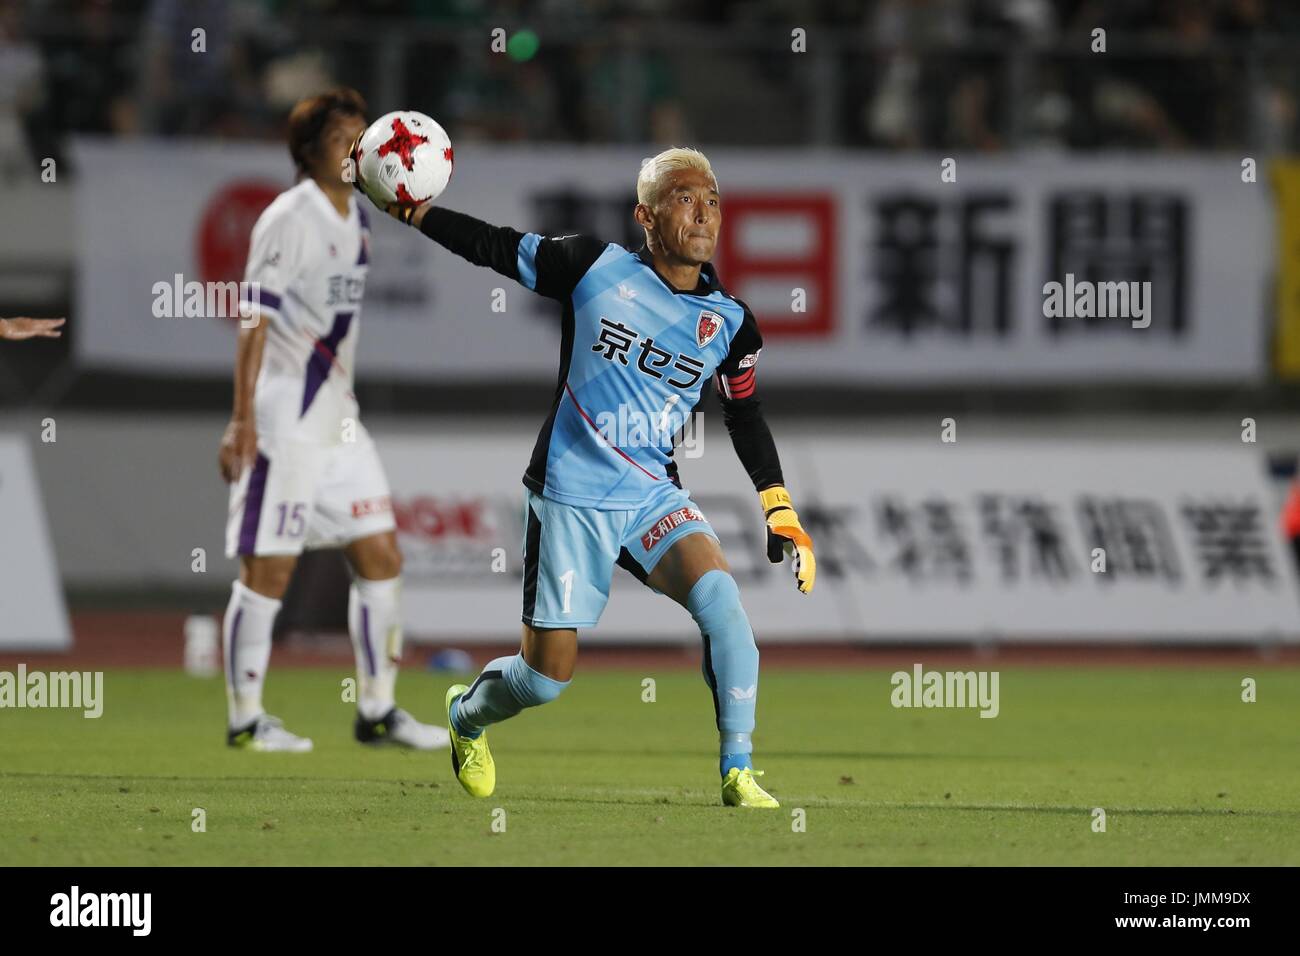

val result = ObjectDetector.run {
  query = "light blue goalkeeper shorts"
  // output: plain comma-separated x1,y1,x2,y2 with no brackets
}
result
520,484,718,629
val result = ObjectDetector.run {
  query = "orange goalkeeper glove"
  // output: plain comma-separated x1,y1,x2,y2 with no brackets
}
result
759,485,816,595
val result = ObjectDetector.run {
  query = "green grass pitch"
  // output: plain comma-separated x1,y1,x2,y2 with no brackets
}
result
2,666,1298,865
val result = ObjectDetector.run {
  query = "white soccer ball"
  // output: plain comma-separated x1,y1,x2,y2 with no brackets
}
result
354,110,453,209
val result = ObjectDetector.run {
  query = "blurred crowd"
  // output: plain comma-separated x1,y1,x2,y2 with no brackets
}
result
3,0,1300,174
851,0,1300,151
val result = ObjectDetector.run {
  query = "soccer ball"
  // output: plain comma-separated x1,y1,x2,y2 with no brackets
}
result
353,110,453,209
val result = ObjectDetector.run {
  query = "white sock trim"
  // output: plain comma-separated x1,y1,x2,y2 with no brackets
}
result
233,579,283,612
352,575,400,599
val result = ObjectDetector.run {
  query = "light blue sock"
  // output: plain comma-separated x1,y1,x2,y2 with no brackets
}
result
687,570,759,778
451,653,569,739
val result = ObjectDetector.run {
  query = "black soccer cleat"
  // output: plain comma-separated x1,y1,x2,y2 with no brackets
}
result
354,707,450,750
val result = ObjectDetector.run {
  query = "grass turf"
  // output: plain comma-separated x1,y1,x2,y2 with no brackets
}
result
1,666,1298,865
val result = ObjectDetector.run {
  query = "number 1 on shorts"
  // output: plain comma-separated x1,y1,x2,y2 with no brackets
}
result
560,568,575,614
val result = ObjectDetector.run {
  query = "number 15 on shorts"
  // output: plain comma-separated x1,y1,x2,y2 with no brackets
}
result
276,502,307,539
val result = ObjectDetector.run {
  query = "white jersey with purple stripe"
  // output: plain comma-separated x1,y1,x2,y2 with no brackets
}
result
242,179,370,445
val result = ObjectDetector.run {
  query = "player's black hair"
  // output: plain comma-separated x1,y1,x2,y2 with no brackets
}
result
287,88,368,176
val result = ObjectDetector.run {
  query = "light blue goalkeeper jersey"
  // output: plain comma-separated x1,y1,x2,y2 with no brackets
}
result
518,238,759,508
415,206,766,511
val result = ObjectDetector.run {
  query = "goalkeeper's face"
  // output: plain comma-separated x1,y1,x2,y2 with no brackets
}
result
642,168,720,265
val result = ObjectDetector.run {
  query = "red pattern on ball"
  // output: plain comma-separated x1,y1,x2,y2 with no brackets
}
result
378,117,429,172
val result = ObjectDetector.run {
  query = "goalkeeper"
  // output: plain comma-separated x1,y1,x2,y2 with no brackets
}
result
359,146,815,808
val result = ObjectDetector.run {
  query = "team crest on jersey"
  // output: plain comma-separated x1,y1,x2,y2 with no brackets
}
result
696,310,723,349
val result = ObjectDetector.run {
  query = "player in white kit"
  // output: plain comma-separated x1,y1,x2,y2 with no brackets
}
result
219,89,448,752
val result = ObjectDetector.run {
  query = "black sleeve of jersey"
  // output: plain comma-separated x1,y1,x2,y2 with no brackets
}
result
531,233,609,300
717,299,763,378
418,207,604,300
720,395,785,492
715,299,784,490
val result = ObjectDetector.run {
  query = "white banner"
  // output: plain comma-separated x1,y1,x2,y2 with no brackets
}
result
74,140,1269,384
385,426,1300,643
0,436,72,650
809,442,1299,639
384,429,1300,647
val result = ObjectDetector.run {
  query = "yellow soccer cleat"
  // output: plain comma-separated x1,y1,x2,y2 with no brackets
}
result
721,767,780,809
445,684,496,798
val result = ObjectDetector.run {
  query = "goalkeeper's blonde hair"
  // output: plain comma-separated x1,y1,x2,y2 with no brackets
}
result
636,147,718,208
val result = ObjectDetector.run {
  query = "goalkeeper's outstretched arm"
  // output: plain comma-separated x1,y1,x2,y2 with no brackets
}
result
403,202,527,277
381,200,605,302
